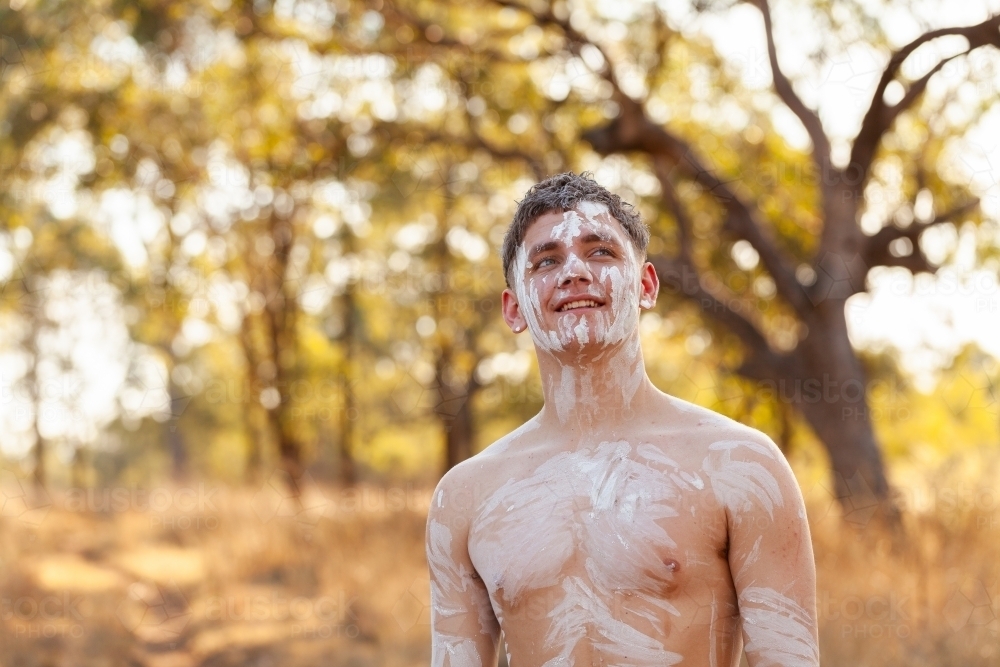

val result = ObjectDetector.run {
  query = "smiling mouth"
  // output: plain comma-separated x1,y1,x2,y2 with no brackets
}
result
558,299,602,312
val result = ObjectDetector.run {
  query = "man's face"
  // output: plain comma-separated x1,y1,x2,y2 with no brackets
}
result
503,201,657,354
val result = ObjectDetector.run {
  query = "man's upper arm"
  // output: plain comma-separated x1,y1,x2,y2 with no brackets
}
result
427,468,500,667
704,434,819,667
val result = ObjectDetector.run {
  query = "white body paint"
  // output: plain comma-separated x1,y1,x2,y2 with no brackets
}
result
428,200,818,667
702,440,784,522
470,441,689,666
428,520,487,667
740,587,820,666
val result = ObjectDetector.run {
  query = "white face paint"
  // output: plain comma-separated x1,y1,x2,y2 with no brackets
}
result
512,202,643,354
550,208,585,246
511,203,648,424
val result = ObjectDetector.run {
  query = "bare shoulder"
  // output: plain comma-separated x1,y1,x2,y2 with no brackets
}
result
644,393,801,515
428,415,542,524
650,393,783,456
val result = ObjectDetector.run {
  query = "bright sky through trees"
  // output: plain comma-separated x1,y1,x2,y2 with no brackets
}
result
1,0,998,460
670,0,1000,385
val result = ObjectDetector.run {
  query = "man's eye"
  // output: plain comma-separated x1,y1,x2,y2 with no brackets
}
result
593,247,613,256
537,257,557,267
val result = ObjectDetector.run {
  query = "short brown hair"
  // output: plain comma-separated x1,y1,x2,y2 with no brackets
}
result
500,172,649,288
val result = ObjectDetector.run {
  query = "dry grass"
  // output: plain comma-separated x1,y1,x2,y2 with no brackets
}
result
0,468,996,666
808,453,1000,666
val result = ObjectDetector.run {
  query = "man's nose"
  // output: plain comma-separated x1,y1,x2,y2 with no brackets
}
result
559,252,593,286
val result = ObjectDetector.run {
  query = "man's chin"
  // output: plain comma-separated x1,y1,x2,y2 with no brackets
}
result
547,332,637,359
548,308,607,330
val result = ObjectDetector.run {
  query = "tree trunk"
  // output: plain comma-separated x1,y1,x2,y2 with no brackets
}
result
438,352,479,473
245,402,263,482
71,445,88,489
26,287,46,491
338,372,356,485
337,232,358,486
238,312,264,482
263,214,304,494
441,378,477,473
32,427,45,490
166,378,188,480
262,370,304,495
428,177,480,473
789,305,899,528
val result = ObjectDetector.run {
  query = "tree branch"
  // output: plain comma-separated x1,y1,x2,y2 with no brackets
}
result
651,155,694,259
850,15,1000,188
650,256,764,351
650,255,798,381
864,198,979,272
461,128,547,181
601,107,811,315
494,0,811,317
751,0,831,164
488,0,624,92
644,6,673,97
378,120,545,181
367,0,522,64
651,156,802,381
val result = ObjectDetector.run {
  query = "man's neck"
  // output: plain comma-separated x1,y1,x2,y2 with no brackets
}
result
534,334,656,436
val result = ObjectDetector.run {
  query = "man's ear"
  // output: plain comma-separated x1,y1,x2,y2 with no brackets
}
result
502,288,528,333
638,261,659,310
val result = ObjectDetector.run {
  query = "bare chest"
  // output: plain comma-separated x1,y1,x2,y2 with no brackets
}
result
467,441,726,608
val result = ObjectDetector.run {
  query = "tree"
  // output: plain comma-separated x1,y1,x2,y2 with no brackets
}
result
3,0,996,505
374,145,517,474
580,2,997,521
375,0,1000,521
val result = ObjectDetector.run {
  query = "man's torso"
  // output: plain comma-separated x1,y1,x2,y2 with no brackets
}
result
459,395,758,667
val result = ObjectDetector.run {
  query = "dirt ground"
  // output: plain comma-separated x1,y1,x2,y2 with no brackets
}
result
0,477,996,666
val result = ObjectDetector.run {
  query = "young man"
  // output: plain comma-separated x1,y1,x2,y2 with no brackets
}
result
426,172,818,667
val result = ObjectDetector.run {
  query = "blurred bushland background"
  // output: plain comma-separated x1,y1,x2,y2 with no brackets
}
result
1,0,999,665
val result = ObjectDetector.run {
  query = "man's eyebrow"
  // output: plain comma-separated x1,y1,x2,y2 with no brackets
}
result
528,240,560,257
528,234,621,258
580,232,621,245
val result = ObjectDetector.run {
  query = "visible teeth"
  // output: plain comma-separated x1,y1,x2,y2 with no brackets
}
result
559,300,599,312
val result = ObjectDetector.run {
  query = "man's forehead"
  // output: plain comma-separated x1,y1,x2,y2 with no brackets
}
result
521,204,627,248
